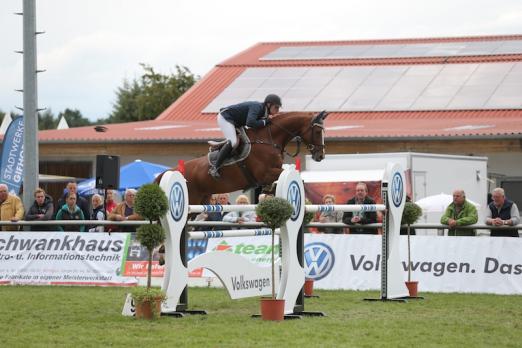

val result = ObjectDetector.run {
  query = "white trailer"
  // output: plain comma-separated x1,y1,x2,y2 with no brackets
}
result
302,152,488,235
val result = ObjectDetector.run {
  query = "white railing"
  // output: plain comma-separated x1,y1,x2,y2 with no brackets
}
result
1,220,520,236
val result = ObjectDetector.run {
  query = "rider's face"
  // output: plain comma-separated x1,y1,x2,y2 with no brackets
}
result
268,104,280,115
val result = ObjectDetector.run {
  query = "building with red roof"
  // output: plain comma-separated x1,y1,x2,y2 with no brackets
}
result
34,34,522,200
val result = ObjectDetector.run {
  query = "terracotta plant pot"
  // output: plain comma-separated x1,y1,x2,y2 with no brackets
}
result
405,281,418,297
135,298,162,319
260,298,285,321
304,278,314,296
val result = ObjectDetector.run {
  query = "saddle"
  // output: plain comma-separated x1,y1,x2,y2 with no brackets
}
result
207,127,251,168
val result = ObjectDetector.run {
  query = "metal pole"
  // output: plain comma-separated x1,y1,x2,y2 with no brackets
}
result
22,0,39,209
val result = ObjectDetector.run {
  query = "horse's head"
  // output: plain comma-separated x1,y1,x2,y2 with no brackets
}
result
302,111,328,162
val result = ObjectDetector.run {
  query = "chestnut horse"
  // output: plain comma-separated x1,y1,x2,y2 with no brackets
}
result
158,111,328,204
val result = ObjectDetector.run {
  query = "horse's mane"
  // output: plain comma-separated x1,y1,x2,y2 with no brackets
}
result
273,111,315,118
271,112,316,124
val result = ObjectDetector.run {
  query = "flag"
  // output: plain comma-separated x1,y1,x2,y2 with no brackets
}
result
0,116,24,193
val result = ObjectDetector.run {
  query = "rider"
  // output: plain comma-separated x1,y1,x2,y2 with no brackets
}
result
208,94,282,179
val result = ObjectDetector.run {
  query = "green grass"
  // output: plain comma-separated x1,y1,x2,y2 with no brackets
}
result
1,286,521,347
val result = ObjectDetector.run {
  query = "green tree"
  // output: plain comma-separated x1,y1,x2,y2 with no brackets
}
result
57,108,92,128
0,109,5,121
38,109,58,130
108,63,197,123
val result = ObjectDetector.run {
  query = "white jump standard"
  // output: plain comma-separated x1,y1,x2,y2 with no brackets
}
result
156,162,408,317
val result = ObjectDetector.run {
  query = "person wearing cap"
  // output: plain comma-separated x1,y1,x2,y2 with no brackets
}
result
209,94,282,179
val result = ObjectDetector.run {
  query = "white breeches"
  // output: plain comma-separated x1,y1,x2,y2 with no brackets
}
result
217,113,238,148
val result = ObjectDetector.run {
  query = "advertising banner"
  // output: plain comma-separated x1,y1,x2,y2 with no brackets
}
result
203,236,278,277
303,234,522,295
122,236,208,278
0,232,137,286
0,116,24,193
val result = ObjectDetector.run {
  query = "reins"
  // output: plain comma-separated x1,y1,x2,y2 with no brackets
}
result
248,117,324,158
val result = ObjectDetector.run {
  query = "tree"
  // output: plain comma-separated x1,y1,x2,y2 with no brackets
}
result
0,109,5,121
38,108,92,130
108,63,197,123
57,108,92,128
38,109,58,130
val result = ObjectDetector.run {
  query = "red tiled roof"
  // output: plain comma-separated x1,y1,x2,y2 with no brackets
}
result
38,109,522,143
39,34,522,142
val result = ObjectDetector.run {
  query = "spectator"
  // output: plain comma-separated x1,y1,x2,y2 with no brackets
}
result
223,194,256,224
25,188,54,231
89,194,106,233
256,193,274,222
440,189,478,236
55,192,85,232
0,184,24,231
485,187,520,237
258,193,273,203
342,182,378,234
194,194,222,222
105,189,117,214
108,189,142,232
217,193,231,220
55,182,90,221
315,194,343,234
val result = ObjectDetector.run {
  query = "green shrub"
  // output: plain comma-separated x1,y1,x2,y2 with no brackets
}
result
134,184,169,290
136,224,165,252
255,197,294,230
402,202,423,225
135,184,169,222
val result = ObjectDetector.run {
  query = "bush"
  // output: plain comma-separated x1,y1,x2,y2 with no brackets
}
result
135,184,169,222
134,183,169,290
402,202,423,225
136,224,165,252
255,197,294,230
130,286,166,303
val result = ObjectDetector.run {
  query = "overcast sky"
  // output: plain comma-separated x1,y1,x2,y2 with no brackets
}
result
1,0,521,121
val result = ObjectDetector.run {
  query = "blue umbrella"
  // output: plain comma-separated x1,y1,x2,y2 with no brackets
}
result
77,159,170,196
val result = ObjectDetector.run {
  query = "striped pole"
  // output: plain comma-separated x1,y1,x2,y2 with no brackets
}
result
188,228,278,240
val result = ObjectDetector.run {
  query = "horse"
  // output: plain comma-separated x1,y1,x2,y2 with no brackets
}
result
157,111,328,204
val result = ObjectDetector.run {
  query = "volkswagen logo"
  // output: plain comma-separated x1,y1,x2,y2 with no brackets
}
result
287,181,301,221
391,172,403,208
169,182,185,221
304,242,335,281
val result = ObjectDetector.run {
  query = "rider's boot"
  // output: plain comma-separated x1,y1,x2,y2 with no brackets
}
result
209,141,233,179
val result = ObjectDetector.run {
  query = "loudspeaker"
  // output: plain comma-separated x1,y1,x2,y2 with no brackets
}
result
95,155,120,189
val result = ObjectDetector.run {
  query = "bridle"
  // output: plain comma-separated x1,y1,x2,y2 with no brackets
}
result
250,114,326,158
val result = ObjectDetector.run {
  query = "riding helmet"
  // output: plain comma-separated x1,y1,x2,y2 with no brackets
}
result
264,94,282,107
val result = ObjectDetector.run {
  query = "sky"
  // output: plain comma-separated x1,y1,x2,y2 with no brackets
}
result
1,0,522,122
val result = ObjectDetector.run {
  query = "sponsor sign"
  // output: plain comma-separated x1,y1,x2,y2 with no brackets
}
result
122,235,207,278
0,116,24,193
304,234,522,294
0,232,136,286
202,236,278,277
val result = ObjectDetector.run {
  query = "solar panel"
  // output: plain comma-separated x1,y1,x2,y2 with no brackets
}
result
260,40,522,60
203,62,522,113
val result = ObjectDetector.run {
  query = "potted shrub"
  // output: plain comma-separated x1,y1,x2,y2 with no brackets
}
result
401,201,423,297
131,184,168,319
255,197,293,321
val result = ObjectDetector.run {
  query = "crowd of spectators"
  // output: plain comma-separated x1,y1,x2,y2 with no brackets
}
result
0,181,142,233
0,180,519,237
